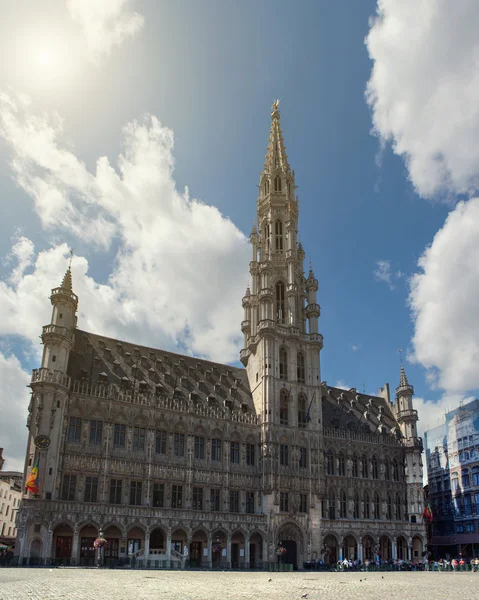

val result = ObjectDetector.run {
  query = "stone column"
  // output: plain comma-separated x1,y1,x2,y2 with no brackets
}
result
408,544,412,561
71,525,79,565
245,533,250,568
226,534,232,567
357,541,363,563
392,537,397,560
208,534,213,569
263,537,268,567
167,529,172,568
144,532,150,564
45,526,54,563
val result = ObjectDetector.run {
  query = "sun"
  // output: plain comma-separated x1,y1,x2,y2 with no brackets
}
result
37,49,55,69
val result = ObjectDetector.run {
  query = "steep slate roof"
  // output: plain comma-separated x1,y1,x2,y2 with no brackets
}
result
322,384,400,438
68,329,255,415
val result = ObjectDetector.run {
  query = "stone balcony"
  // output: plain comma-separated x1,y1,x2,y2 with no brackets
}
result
30,368,71,389
42,324,73,340
396,409,418,423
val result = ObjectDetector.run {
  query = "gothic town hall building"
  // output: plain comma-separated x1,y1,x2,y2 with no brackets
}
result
15,104,426,568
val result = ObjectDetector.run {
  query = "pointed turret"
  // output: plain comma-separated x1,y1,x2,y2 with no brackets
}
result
263,100,291,175
60,266,72,291
396,363,414,396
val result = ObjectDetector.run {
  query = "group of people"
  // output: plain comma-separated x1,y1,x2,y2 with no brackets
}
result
330,556,479,572
0,548,14,567
425,557,479,571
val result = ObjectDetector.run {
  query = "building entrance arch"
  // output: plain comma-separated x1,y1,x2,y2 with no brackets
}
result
277,522,303,569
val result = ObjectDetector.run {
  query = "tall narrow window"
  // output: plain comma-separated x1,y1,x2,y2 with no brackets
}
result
384,461,390,481
326,451,335,475
229,490,240,512
280,390,289,425
113,423,126,448
338,454,346,476
129,481,143,506
364,492,370,518
133,427,145,452
299,447,307,469
352,455,358,478
280,444,289,466
280,491,289,512
328,490,336,519
172,485,183,508
61,474,77,501
246,443,255,466
194,436,205,460
89,420,103,446
274,176,282,192
211,438,222,462
230,441,240,464
386,493,392,519
276,282,285,323
298,394,307,427
373,492,380,519
395,493,401,520
84,477,98,503
392,458,399,482
297,352,305,383
361,456,368,478
279,347,288,380
210,488,221,511
275,221,283,251
339,491,347,518
353,492,359,518
372,456,378,479
68,417,82,443
109,479,122,505
174,433,185,457
152,483,164,507
246,491,255,514
192,487,203,510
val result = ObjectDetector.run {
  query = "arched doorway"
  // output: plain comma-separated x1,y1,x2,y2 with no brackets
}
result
211,530,226,568
53,523,73,564
190,529,207,568
249,532,263,569
362,535,375,562
323,534,338,565
342,535,357,560
150,527,165,557
103,525,122,564
79,524,98,566
380,535,392,561
396,535,407,560
231,530,245,568
412,536,423,562
127,526,145,556
30,538,42,566
278,522,303,569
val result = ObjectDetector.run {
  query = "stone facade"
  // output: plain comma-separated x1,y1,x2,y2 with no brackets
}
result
0,460,22,543
15,103,425,568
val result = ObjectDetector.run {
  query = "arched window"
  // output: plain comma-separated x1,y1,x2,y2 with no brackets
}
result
451,472,459,491
276,282,285,323
339,490,347,518
372,456,378,479
384,460,390,481
275,221,283,251
279,389,289,425
328,490,336,519
462,468,470,488
472,466,479,486
373,492,380,519
395,493,401,520
297,394,307,428
386,493,392,520
279,347,288,380
352,455,358,478
361,455,368,478
393,458,399,481
364,491,370,519
297,352,305,383
338,453,346,476
326,450,335,475
353,492,359,518
274,176,282,192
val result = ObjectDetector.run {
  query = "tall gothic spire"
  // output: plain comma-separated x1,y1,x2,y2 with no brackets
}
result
263,100,291,175
399,364,409,387
61,266,72,291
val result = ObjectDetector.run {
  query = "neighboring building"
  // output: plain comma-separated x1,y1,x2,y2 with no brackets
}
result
425,399,479,558
15,103,425,568
0,449,22,546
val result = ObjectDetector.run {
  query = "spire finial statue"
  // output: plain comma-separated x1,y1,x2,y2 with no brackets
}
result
69,248,74,269
398,348,403,365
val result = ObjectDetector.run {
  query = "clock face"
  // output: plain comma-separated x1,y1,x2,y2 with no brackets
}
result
35,435,51,449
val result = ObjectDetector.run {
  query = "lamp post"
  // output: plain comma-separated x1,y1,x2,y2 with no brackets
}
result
97,528,104,568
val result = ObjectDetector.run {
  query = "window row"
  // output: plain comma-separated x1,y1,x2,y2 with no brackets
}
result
325,451,403,481
61,475,258,513
67,419,257,464
279,492,308,513
450,466,479,491
279,444,308,468
326,490,408,521
279,347,306,383
279,389,309,426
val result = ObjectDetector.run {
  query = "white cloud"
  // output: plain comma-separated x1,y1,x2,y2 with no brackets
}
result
0,91,249,365
66,0,144,63
351,344,360,352
366,0,479,200
334,380,350,390
0,352,30,472
409,198,479,392
373,259,394,290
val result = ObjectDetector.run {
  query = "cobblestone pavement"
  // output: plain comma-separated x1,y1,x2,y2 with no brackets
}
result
0,568,477,600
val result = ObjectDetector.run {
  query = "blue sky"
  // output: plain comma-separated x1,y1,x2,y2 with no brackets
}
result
1,0,479,470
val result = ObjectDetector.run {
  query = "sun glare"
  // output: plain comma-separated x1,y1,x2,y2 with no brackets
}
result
37,49,55,69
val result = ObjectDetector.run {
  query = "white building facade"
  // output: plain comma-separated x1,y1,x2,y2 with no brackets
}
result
15,104,425,568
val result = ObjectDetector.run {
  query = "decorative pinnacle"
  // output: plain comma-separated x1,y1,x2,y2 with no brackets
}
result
271,99,280,119
399,364,409,387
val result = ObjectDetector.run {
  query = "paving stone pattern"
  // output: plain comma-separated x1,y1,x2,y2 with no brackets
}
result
0,568,477,600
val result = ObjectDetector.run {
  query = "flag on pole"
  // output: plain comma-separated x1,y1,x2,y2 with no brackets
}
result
423,501,433,523
26,458,40,494
306,392,315,423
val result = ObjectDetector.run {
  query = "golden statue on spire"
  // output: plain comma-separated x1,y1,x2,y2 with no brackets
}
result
272,99,280,114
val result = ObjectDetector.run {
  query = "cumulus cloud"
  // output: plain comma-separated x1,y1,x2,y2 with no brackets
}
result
0,91,249,364
66,0,144,63
0,352,30,472
409,198,479,392
366,0,479,200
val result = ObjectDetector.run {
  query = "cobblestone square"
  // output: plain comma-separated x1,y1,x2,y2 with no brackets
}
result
0,569,478,600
